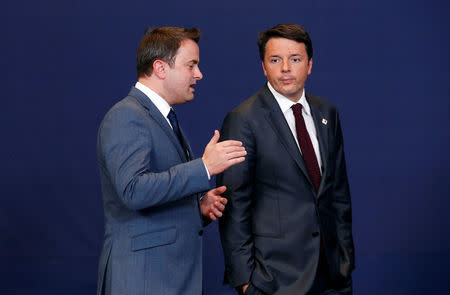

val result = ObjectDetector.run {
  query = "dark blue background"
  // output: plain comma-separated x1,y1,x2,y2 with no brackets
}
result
3,0,450,294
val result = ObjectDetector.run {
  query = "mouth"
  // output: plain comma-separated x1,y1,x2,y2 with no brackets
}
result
280,77,295,84
190,83,196,92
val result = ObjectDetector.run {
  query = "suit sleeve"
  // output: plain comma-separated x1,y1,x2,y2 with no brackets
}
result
217,111,256,287
98,104,210,211
331,111,356,278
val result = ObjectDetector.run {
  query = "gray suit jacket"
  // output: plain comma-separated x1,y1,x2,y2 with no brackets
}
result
96,87,210,295
218,85,355,295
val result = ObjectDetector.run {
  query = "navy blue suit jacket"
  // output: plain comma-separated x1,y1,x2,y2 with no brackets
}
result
218,85,355,295
97,87,210,295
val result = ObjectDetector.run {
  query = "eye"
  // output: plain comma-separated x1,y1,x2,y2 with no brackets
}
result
270,57,281,63
291,57,301,63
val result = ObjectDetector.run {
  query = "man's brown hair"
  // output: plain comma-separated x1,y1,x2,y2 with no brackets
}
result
137,27,201,78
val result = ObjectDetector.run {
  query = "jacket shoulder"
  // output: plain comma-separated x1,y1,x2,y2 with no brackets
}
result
228,88,269,117
101,94,146,124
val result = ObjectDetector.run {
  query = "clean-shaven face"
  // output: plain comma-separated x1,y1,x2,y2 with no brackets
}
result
262,37,312,102
164,39,203,105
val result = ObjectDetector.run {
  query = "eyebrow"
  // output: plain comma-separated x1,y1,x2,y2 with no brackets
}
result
187,59,199,64
268,54,302,58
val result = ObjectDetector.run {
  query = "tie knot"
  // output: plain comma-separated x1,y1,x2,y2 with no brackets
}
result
168,109,176,119
167,109,179,129
291,103,303,115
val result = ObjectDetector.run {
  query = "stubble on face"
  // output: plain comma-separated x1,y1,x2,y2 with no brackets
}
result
262,38,312,102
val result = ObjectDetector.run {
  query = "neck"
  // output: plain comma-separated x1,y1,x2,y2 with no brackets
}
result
138,76,172,106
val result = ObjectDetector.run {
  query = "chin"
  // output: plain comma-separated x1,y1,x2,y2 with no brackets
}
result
275,85,291,93
280,89,295,97
284,87,302,96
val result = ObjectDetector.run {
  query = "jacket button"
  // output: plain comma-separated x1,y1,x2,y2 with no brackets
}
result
312,231,319,237
198,230,203,236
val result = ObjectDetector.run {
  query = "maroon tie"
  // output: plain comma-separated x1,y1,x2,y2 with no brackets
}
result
291,103,321,191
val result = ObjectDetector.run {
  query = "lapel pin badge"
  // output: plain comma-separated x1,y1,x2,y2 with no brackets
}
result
322,118,328,125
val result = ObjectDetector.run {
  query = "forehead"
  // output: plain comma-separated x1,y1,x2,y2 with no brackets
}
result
174,39,199,63
265,38,307,56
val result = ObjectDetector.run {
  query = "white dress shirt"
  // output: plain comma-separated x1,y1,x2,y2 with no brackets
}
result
267,82,323,174
135,82,172,128
135,82,210,179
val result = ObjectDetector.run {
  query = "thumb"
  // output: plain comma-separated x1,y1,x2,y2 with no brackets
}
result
208,130,220,145
212,185,227,195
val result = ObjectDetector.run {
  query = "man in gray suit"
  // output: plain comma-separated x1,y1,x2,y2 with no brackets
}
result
96,27,246,295
218,24,355,294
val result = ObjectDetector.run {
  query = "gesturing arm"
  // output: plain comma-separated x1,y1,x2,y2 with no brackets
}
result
98,105,210,210
98,105,246,211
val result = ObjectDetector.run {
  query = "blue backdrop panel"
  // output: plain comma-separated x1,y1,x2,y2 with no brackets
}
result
3,0,450,294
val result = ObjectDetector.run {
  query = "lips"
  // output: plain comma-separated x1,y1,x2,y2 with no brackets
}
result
280,77,295,84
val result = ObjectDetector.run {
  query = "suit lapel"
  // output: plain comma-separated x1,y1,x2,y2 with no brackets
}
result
307,94,329,196
128,87,188,162
259,86,314,188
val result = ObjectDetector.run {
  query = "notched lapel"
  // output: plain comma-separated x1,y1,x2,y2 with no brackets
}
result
260,89,314,189
129,87,188,162
307,95,329,196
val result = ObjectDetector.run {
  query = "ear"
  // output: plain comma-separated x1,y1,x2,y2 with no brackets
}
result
153,59,167,79
261,61,268,77
307,58,313,75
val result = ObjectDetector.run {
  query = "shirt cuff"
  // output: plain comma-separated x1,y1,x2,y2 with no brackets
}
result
202,160,211,180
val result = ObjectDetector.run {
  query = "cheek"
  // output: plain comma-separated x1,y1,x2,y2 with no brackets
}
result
266,70,278,82
183,72,193,83
174,74,188,87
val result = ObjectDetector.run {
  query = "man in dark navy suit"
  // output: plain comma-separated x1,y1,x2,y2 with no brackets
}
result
218,24,355,295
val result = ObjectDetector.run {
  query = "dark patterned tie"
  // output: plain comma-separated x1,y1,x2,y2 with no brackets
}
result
167,109,189,159
291,103,321,191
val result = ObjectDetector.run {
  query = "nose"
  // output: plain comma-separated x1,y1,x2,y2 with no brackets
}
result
281,60,290,72
195,66,203,80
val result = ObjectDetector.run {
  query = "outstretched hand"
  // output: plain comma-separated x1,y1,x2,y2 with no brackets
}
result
200,186,228,221
202,130,246,176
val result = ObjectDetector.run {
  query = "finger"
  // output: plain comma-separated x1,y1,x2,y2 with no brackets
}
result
210,185,227,195
204,186,222,197
225,157,245,167
221,146,246,154
209,212,217,221
219,197,228,205
214,201,225,211
207,130,220,145
226,150,247,160
219,140,243,147
211,207,223,217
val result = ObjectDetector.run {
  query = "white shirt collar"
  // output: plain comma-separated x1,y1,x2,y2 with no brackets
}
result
135,82,172,118
267,82,311,116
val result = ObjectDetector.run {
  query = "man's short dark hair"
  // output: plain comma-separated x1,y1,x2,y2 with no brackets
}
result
137,27,201,78
257,24,313,61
